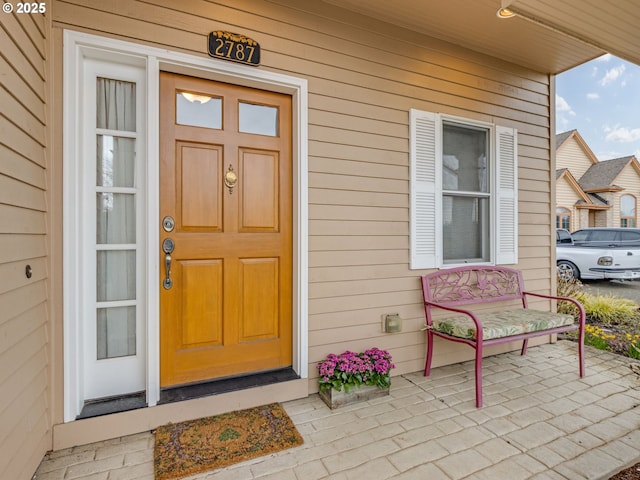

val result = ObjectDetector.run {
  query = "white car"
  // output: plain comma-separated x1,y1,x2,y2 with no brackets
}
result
556,229,640,281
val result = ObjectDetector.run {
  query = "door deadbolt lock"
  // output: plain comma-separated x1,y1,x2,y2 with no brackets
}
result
162,216,175,232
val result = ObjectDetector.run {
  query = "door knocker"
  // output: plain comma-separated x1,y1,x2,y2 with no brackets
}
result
224,164,238,194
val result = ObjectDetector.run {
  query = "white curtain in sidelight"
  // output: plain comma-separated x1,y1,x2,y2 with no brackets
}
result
95,77,137,359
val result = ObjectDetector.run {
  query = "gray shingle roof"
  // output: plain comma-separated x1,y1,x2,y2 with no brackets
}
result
579,156,634,190
586,193,609,206
556,168,567,179
556,130,575,149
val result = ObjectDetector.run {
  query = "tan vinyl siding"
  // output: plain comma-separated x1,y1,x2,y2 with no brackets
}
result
556,177,583,230
557,138,595,179
52,0,554,391
0,9,50,480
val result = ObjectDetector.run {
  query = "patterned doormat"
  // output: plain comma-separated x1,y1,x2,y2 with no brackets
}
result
154,403,303,480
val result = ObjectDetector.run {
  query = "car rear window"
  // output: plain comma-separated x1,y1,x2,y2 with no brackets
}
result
556,229,572,243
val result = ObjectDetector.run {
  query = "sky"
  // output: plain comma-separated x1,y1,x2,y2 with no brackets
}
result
555,54,640,161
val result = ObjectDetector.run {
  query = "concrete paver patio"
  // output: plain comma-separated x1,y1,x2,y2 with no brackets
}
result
35,341,640,480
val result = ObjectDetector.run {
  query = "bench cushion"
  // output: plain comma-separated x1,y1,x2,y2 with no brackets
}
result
432,309,576,340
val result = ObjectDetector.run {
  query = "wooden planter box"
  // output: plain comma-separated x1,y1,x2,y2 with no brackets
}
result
319,384,390,409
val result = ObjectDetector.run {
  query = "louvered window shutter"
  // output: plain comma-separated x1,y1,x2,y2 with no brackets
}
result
410,109,440,269
495,125,518,264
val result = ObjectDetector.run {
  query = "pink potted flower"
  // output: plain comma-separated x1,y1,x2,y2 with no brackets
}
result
316,348,395,408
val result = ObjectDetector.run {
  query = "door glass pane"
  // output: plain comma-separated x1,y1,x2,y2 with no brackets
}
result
239,102,278,136
176,92,222,129
590,230,618,242
442,122,489,193
97,78,136,131
97,193,136,243
443,196,489,263
571,230,587,241
97,251,136,301
97,307,136,359
97,136,135,187
621,231,640,241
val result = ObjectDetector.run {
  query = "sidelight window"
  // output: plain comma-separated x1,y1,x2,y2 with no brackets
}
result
95,77,138,359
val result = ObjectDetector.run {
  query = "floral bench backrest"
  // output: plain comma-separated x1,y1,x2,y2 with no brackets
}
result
421,266,526,308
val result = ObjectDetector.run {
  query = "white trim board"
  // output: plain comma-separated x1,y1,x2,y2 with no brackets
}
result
63,30,309,422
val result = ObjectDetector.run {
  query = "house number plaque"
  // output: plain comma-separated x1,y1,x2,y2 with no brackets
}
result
208,31,260,66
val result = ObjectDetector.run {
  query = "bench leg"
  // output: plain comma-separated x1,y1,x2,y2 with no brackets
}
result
475,342,483,408
521,339,528,356
578,324,585,377
424,329,434,376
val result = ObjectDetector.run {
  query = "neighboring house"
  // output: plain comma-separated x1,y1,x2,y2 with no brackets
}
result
2,1,640,478
556,130,640,231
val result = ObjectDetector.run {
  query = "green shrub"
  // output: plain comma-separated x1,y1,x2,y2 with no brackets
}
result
581,294,640,326
556,274,640,360
556,276,586,319
556,276,586,302
556,275,640,326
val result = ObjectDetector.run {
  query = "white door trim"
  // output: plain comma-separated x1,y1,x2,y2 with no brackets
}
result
63,30,308,422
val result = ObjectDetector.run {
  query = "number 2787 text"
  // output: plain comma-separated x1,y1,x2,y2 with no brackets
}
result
212,38,257,64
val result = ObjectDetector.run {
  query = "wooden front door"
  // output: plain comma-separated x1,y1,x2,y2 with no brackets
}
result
159,72,292,387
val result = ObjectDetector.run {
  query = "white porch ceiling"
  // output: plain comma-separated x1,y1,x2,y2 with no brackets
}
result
321,0,640,73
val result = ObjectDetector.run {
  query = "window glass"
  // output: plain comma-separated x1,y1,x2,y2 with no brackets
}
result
95,77,138,359
556,207,571,230
96,193,136,243
97,78,136,131
97,307,136,359
442,122,490,263
621,195,636,227
96,250,136,302
571,230,588,241
176,92,222,129
97,136,135,187
556,229,572,244
239,102,278,136
621,195,636,216
443,196,490,261
590,230,618,242
620,231,640,241
442,122,489,193
621,219,636,228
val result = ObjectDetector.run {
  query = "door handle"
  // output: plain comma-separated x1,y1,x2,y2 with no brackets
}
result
164,253,172,289
162,238,175,289
224,164,238,194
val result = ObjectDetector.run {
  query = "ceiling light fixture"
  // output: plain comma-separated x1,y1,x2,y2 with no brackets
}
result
496,7,516,18
180,92,212,104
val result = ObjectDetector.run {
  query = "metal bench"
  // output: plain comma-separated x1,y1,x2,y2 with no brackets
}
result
421,265,585,407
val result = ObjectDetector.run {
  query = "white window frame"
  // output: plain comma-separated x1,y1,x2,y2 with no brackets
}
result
63,30,309,422
620,194,636,228
409,109,518,269
556,206,572,230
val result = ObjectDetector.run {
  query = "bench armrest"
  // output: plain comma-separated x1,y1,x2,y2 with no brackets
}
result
424,301,485,340
522,291,586,324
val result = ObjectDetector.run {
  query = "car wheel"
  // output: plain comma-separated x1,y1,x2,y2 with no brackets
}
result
557,260,580,281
